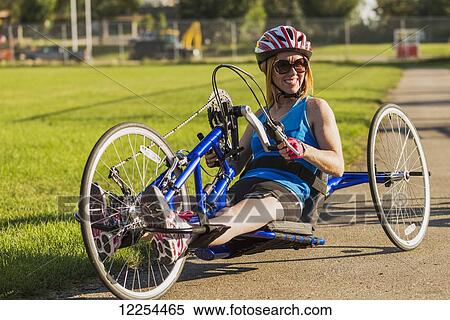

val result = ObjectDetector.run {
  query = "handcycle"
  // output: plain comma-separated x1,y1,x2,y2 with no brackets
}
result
78,65,430,299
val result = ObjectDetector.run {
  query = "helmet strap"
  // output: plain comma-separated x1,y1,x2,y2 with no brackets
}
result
272,80,304,101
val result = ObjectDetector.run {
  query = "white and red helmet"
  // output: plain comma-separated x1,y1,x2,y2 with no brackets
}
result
255,25,312,65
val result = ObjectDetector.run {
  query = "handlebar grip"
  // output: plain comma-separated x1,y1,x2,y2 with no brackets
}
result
273,130,285,145
264,121,286,145
231,106,242,117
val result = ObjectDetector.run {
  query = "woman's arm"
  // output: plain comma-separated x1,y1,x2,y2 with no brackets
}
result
206,110,262,174
229,122,254,174
278,98,344,177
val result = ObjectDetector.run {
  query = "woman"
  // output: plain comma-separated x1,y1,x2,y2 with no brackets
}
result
142,25,344,264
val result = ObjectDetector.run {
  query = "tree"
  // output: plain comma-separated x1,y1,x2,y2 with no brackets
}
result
376,0,450,16
375,0,420,17
1,0,143,23
299,0,360,17
264,0,303,20
92,0,141,19
178,0,250,19
240,0,267,42
143,13,155,31
417,0,450,15
158,12,168,29
0,0,58,23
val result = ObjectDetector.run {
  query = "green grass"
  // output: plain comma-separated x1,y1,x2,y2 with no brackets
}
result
314,42,450,60
0,61,402,298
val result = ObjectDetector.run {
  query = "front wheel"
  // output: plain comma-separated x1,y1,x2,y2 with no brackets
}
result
79,122,190,299
367,104,430,250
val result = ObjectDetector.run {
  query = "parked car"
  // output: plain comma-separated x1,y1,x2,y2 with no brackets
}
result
25,46,83,61
129,32,180,60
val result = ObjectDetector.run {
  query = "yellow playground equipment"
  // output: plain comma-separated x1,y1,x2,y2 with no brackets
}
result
181,21,202,57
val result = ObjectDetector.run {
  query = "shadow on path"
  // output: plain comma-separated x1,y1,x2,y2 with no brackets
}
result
178,244,400,283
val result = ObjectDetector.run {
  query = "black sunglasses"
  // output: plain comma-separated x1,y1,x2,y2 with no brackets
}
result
274,58,308,74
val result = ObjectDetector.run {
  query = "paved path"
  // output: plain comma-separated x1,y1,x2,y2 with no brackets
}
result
64,68,450,300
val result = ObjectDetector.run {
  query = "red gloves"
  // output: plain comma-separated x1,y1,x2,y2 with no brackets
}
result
277,137,306,159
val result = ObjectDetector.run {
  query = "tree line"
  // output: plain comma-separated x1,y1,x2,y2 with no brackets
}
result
0,0,448,24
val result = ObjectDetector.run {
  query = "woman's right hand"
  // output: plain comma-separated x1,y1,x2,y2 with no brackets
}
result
205,149,220,168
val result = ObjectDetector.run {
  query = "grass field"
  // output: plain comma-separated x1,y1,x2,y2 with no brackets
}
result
313,42,450,60
0,61,402,297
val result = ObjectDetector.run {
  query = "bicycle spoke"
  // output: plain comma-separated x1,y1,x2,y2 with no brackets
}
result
128,134,145,190
112,140,136,195
157,260,165,282
136,268,142,292
406,180,425,214
394,126,410,172
379,121,397,169
398,145,419,172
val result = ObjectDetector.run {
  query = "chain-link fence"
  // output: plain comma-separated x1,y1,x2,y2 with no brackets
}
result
1,16,449,64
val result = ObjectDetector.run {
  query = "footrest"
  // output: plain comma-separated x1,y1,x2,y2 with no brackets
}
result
188,224,230,249
266,220,313,236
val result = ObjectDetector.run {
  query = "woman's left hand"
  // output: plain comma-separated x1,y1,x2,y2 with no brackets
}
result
277,137,305,160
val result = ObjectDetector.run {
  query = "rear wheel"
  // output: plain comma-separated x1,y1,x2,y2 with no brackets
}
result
79,122,189,299
367,104,430,250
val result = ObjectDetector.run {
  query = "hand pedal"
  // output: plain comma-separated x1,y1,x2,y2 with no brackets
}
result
266,220,313,236
188,224,230,249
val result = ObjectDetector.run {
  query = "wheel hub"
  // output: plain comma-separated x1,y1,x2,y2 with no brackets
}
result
404,171,411,182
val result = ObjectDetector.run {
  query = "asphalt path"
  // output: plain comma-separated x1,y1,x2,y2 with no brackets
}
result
64,68,450,300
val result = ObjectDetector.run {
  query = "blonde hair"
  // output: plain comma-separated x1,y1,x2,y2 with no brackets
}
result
260,55,314,107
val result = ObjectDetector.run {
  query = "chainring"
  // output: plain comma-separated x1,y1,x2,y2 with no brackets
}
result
207,89,234,155
207,88,233,128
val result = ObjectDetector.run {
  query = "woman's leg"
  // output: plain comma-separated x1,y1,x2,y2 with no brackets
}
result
208,196,284,246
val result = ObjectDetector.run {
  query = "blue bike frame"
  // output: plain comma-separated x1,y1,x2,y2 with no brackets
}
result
156,126,235,220
150,125,400,260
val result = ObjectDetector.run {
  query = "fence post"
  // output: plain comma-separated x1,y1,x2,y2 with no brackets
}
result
85,0,93,62
173,20,179,61
344,18,351,60
17,25,23,46
101,19,109,45
61,23,69,63
70,0,78,52
118,22,125,61
8,24,15,64
230,20,237,60
131,20,138,38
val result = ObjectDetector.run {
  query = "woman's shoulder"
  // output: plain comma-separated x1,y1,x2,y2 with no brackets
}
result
306,96,336,122
306,96,329,109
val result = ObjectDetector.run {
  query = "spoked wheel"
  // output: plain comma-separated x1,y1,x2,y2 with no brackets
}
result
368,104,430,250
79,122,190,299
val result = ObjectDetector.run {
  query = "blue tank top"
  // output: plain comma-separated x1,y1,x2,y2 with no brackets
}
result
240,97,320,202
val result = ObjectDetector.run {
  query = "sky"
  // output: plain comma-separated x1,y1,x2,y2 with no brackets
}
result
358,0,378,22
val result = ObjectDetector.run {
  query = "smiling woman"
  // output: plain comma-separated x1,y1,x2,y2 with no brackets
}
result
200,26,345,249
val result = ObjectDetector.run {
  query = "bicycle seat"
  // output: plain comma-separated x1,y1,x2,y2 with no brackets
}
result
265,220,313,236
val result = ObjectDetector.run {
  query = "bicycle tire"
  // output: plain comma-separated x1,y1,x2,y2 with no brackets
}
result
367,104,430,250
79,122,189,299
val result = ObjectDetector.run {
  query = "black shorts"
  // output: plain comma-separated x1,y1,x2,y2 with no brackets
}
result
227,177,303,222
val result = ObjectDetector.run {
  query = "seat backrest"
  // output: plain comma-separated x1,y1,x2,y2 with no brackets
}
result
300,170,328,230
